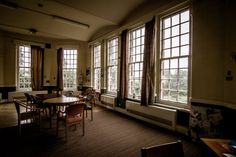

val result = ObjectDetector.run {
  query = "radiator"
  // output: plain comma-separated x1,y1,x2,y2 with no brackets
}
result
101,94,117,109
8,90,48,102
126,100,177,130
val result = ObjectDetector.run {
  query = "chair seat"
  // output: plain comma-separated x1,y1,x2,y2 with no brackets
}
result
67,115,82,124
20,111,40,120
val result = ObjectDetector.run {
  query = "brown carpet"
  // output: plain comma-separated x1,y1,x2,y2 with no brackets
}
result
0,103,205,157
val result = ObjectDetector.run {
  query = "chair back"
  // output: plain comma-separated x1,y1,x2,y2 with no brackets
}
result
141,140,184,157
14,99,27,114
31,95,42,104
86,94,94,101
14,100,21,115
66,102,85,116
24,93,32,103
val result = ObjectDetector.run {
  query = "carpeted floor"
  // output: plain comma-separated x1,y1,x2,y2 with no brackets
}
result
0,103,205,157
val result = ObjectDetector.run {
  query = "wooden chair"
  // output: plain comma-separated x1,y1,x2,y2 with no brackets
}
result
79,88,97,121
14,99,41,136
57,102,85,141
30,95,49,116
24,93,35,112
79,93,96,121
141,140,184,157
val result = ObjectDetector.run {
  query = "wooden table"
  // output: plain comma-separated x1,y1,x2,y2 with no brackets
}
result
43,97,80,128
201,138,234,157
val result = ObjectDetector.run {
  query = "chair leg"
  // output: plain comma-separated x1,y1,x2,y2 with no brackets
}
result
18,121,21,136
65,121,68,141
38,113,41,132
82,111,85,136
91,108,93,121
56,115,59,136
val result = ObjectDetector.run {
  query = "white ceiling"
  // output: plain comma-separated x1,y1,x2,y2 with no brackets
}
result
0,0,148,41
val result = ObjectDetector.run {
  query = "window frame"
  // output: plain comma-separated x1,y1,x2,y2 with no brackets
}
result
158,7,191,107
63,48,78,91
106,37,119,95
17,44,32,91
127,25,145,100
93,44,101,92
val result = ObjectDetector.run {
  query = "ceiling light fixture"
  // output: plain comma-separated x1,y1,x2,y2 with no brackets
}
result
52,15,89,29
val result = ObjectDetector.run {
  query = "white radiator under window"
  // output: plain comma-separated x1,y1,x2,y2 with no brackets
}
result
101,94,117,109
126,100,177,130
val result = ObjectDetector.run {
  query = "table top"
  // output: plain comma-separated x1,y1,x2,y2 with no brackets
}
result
201,138,234,157
43,97,80,105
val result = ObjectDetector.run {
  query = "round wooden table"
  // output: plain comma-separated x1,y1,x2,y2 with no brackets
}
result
43,96,80,128
43,96,80,105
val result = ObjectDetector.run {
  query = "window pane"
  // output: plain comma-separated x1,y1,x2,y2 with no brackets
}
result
172,14,179,26
162,60,169,69
171,25,179,36
163,49,170,58
163,18,171,28
172,47,179,57
179,69,188,80
181,22,189,34
161,70,170,79
161,90,169,100
161,80,169,89
170,69,178,79
18,45,31,90
128,26,145,99
160,9,190,104
181,10,189,23
164,28,170,39
163,39,170,49
181,34,189,45
178,91,187,103
179,57,188,68
170,91,177,101
171,36,179,47
93,44,101,91
63,49,78,90
180,45,189,56
107,37,118,93
179,79,188,91
170,59,178,68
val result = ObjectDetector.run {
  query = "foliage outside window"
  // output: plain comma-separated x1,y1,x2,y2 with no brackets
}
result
107,37,118,94
160,9,190,104
128,26,145,99
63,49,77,90
17,45,31,90
93,44,101,91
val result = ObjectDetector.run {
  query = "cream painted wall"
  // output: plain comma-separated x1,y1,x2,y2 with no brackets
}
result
43,47,57,86
3,34,16,87
191,0,224,101
0,31,88,89
223,0,236,104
